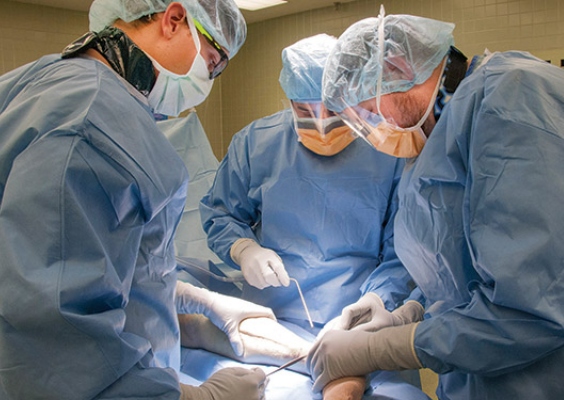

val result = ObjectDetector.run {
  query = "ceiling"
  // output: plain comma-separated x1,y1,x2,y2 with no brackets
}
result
8,0,356,24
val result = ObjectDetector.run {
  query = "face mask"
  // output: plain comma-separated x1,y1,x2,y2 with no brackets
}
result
147,18,213,117
434,46,468,122
296,116,355,156
358,116,428,158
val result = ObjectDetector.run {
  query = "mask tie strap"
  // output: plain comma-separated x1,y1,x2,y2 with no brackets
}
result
376,4,386,116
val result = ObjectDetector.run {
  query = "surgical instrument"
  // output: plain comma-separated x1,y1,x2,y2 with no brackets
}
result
176,256,314,328
265,355,307,377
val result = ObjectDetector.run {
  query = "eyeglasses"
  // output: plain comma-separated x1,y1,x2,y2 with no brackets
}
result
193,20,229,79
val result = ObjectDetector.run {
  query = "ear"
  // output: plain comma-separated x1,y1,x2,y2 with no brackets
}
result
161,2,188,39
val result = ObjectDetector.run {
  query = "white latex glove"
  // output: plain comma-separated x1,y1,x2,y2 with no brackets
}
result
230,238,290,289
318,293,424,337
176,281,276,356
180,367,266,400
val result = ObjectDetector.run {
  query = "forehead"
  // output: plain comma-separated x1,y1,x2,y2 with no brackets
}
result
291,101,325,117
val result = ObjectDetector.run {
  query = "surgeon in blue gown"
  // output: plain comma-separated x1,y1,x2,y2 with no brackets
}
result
0,1,268,399
200,34,429,399
308,8,564,400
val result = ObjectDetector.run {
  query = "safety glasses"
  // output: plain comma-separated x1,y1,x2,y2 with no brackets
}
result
193,20,229,79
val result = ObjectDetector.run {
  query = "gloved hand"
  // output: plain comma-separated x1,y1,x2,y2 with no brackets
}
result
176,281,276,356
230,238,290,289
307,323,423,396
180,367,266,400
318,293,424,338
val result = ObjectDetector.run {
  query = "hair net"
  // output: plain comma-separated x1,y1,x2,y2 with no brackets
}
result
279,34,337,102
89,0,247,57
322,14,455,112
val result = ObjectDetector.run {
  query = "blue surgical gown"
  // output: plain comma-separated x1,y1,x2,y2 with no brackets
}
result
395,51,564,399
200,109,415,328
0,55,188,399
163,112,427,400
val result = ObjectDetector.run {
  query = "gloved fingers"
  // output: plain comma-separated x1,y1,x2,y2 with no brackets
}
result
350,318,390,332
251,366,267,381
219,293,277,320
270,255,290,287
226,328,245,357
340,297,375,329
391,301,425,325
268,258,290,287
307,340,335,395
209,367,267,400
244,366,268,400
223,309,276,357
239,305,277,321
363,292,385,308
262,264,283,287
253,368,268,400
259,256,289,287
340,307,372,330
242,267,270,289
316,316,343,341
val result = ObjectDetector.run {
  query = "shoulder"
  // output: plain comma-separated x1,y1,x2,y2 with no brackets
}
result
475,51,564,129
231,109,294,145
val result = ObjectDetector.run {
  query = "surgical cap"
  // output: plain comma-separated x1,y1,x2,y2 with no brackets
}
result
279,34,337,102
89,0,247,57
323,15,455,112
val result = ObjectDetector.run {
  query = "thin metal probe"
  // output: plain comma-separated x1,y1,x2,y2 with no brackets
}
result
265,355,307,377
290,278,314,328
177,256,314,328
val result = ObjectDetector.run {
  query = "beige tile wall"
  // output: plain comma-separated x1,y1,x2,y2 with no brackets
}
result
1,0,563,159
0,1,87,74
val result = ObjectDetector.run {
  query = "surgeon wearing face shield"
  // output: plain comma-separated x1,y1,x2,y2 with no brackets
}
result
308,7,564,400
0,1,270,399
200,33,430,399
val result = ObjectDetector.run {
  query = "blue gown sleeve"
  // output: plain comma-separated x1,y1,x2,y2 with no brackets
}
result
200,127,258,269
413,54,564,376
360,161,419,311
0,133,179,399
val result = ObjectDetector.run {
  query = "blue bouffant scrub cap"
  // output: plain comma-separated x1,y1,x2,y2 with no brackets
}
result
279,33,338,102
322,9,455,112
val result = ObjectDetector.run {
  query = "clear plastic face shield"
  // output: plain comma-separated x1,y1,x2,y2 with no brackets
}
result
288,100,355,156
337,6,445,158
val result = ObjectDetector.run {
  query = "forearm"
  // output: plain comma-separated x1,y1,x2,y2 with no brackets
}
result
415,296,564,376
322,377,366,400
361,260,417,311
